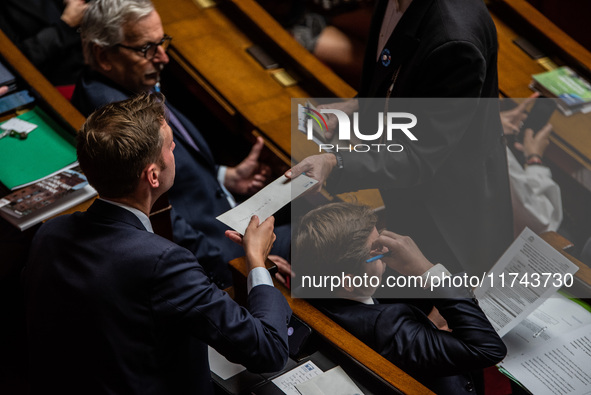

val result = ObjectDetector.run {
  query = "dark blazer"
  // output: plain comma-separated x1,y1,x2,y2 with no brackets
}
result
329,0,513,274
0,0,84,85
315,293,506,395
24,199,291,395
72,69,244,287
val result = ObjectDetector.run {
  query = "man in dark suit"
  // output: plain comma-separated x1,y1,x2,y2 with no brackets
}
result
24,93,291,395
288,0,513,276
72,0,289,288
0,0,87,86
294,202,506,395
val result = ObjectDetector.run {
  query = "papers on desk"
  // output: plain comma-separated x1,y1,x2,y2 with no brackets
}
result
295,366,364,395
474,228,579,337
207,346,246,380
1,117,37,135
498,294,591,392
271,362,364,395
216,174,317,235
501,293,591,363
272,361,323,395
473,228,591,394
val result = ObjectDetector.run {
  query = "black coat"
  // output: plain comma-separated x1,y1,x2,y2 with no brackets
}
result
24,199,291,394
0,0,84,85
329,0,513,275
315,291,506,394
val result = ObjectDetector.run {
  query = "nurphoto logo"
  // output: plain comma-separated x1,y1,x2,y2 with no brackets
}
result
305,107,418,153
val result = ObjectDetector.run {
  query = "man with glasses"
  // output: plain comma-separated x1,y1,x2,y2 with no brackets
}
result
72,0,290,289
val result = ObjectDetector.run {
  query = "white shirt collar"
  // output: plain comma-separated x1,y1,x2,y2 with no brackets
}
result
99,198,154,233
342,295,375,305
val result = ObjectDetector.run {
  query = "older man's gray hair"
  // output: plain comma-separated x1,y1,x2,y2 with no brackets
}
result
81,0,155,68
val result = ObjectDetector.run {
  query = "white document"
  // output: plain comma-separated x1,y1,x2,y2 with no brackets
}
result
216,174,317,235
207,346,246,380
271,361,323,395
501,325,591,394
0,117,37,134
474,227,579,337
295,366,364,395
502,293,591,363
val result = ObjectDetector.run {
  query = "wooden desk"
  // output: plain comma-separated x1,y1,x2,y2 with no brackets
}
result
229,257,433,395
541,231,591,287
154,0,355,163
490,3,591,171
154,0,384,209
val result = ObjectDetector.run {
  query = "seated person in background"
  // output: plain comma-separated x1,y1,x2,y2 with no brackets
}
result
0,0,87,86
24,93,291,395
500,96,563,236
257,0,372,89
72,0,290,288
293,202,506,395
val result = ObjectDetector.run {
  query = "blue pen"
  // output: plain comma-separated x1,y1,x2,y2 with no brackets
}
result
366,251,391,263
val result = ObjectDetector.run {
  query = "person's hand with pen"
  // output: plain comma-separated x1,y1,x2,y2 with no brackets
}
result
371,230,434,276
0,86,8,97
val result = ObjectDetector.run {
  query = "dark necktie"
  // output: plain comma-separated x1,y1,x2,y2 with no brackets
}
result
166,106,200,152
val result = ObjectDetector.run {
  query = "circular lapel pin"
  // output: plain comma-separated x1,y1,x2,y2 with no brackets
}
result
381,48,392,67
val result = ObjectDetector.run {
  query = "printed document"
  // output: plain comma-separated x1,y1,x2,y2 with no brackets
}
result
474,228,579,337
216,174,317,235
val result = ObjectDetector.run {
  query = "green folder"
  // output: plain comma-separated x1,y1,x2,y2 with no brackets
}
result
0,106,77,190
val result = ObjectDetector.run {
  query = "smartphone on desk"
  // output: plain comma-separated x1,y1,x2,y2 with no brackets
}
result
517,97,557,142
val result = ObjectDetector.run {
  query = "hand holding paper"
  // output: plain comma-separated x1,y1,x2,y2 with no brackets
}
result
225,215,275,270
217,174,317,235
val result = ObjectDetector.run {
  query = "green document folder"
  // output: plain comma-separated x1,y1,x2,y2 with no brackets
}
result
0,107,77,190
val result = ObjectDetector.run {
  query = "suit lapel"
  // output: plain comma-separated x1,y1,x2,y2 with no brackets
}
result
361,0,433,97
360,0,389,96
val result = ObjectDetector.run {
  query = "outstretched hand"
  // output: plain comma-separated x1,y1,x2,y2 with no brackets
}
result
225,215,276,270
224,137,270,196
285,153,337,193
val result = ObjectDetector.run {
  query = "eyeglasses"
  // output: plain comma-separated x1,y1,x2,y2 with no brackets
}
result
115,35,172,59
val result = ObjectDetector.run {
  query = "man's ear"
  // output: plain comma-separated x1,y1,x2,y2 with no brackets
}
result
93,44,113,72
144,163,160,189
342,273,356,293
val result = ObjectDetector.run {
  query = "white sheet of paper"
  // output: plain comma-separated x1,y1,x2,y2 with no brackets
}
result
271,361,323,395
207,346,246,380
474,228,579,337
295,366,365,395
216,174,317,235
1,117,37,134
501,325,591,394
502,293,591,363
